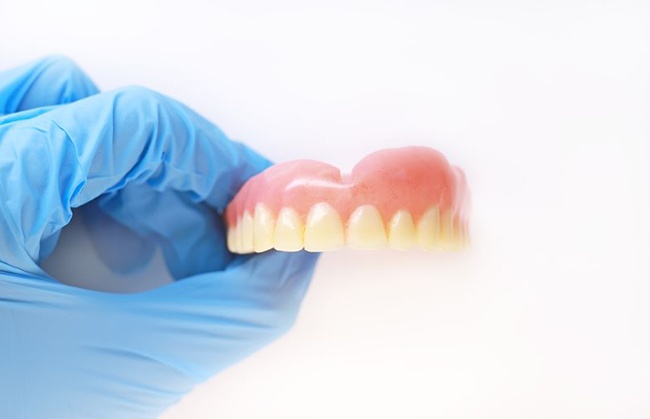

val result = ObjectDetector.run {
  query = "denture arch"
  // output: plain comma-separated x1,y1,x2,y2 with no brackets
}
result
225,146,470,253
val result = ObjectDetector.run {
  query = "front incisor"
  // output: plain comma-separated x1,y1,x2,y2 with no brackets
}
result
274,207,304,251
304,202,346,252
347,205,387,249
388,210,417,249
253,204,275,252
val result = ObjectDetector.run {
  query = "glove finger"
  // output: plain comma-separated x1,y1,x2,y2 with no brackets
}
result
92,182,234,279
0,86,271,271
80,199,158,276
0,273,197,418
109,251,320,381
0,55,99,114
0,250,316,417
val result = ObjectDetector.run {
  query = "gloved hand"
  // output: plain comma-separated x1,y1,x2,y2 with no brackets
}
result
0,56,319,418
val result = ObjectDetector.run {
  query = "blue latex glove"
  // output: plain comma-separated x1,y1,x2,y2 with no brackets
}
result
0,56,319,418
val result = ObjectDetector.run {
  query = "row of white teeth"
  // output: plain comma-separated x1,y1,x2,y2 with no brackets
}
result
227,202,468,253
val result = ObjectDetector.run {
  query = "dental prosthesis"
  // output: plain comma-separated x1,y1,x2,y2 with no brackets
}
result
225,146,470,253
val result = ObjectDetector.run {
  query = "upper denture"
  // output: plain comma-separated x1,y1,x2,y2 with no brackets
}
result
225,146,470,253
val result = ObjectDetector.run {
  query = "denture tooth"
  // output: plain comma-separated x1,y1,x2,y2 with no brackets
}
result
460,221,470,247
274,207,304,251
416,207,440,250
388,210,417,250
457,219,468,248
253,204,275,253
239,211,255,254
304,202,346,252
439,211,462,250
233,217,244,253
347,205,387,249
227,223,237,253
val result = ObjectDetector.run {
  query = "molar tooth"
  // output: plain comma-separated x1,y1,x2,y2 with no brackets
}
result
347,205,387,249
227,224,237,253
416,207,440,250
457,219,468,248
274,207,304,251
234,217,244,253
239,211,255,254
304,202,345,252
439,211,462,250
388,210,416,250
461,221,470,247
253,204,275,253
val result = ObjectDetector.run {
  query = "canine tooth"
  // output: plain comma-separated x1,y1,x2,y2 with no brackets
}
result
239,211,255,253
388,210,416,249
253,204,275,253
416,207,440,250
347,205,387,249
304,203,345,252
274,208,304,251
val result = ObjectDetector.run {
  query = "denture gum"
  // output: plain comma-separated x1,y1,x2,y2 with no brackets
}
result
225,146,470,253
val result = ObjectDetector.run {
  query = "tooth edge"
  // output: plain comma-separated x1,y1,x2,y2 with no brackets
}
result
347,204,387,249
240,211,255,254
227,223,238,253
438,211,465,251
274,207,304,251
388,210,416,250
416,207,440,250
254,203,275,253
304,202,345,252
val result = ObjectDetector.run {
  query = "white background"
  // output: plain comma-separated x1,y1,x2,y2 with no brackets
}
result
2,1,649,418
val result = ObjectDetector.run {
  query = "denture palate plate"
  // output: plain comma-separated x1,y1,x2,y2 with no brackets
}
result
224,146,470,253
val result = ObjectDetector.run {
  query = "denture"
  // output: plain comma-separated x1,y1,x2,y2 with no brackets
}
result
225,146,470,253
